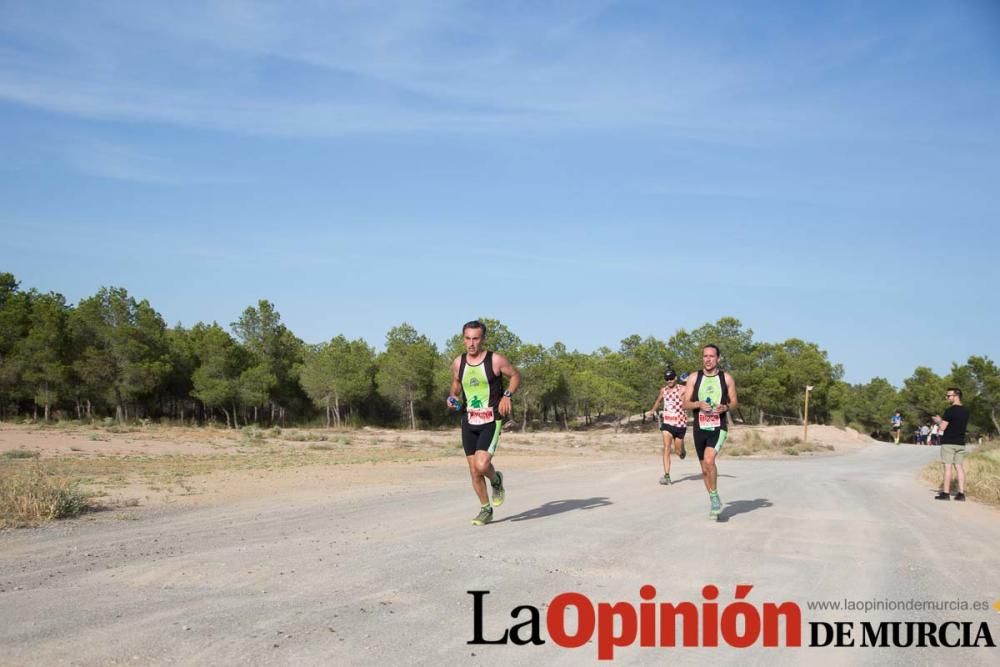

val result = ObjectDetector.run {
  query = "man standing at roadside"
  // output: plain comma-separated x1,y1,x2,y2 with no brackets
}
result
683,344,738,521
933,388,969,501
448,320,521,525
647,367,687,485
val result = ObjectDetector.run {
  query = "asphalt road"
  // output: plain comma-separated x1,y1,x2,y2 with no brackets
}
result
2,443,998,665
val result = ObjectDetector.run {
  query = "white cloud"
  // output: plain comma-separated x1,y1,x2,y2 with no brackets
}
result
0,1,995,144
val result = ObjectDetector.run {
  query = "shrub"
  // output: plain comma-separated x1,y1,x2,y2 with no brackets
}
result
0,465,89,527
2,449,40,460
240,426,264,443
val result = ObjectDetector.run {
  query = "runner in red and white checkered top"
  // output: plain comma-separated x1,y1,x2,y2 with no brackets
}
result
647,367,688,485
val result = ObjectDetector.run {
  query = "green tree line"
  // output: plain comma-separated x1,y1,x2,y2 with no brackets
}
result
1,273,997,437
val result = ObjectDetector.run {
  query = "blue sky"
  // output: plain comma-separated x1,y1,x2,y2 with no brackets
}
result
1,0,998,385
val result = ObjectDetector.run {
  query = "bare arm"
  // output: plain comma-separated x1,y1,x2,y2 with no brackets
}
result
493,353,521,417
447,357,462,407
648,388,665,417
682,374,705,411
720,373,738,413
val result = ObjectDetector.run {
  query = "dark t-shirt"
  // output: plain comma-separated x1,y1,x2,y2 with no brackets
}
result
940,405,969,445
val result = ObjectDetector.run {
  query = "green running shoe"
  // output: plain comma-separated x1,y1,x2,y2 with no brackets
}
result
472,505,494,526
709,492,722,520
490,470,505,507
658,474,671,485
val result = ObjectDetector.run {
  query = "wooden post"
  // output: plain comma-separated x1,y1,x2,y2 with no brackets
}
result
803,386,812,443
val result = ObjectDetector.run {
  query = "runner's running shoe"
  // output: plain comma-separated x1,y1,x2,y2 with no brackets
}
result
472,505,494,526
679,443,687,460
709,491,722,520
491,470,505,507
658,474,671,485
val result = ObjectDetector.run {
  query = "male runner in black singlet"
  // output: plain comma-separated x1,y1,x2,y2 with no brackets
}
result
683,344,739,520
447,321,521,525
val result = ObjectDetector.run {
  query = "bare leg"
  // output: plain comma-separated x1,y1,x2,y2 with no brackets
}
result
956,463,966,494
941,463,953,495
702,447,718,492
661,432,672,475
467,452,496,505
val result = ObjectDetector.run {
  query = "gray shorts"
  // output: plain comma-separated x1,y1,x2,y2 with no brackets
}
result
940,444,966,465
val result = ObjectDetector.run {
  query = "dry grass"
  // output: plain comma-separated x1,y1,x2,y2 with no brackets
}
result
0,464,89,528
1,431,459,528
922,439,1000,506
0,423,856,528
281,430,330,442
726,430,834,457
2,448,40,459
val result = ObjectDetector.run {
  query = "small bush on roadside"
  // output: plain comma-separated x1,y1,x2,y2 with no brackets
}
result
2,449,40,460
240,426,264,443
283,430,329,442
0,465,89,528
106,424,141,434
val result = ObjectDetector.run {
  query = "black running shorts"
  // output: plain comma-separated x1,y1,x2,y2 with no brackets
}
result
660,423,687,439
693,428,728,461
462,417,502,457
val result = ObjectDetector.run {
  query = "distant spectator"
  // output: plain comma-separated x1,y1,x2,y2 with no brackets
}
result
919,424,930,445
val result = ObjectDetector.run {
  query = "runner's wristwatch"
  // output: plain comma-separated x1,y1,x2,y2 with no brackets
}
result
503,390,512,398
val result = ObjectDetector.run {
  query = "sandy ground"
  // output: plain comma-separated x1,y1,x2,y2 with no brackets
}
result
0,424,460,458
0,422,872,458
2,425,998,665
0,422,870,510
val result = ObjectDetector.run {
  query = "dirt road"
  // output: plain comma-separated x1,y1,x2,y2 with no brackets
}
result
2,442,998,665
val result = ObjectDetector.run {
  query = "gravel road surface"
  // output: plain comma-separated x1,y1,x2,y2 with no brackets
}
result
2,442,997,665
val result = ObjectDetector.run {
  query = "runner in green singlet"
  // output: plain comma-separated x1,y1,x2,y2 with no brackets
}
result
447,320,521,526
683,344,739,521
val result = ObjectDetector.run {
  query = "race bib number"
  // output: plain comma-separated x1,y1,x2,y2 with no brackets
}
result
663,413,684,427
699,411,721,430
467,407,495,426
